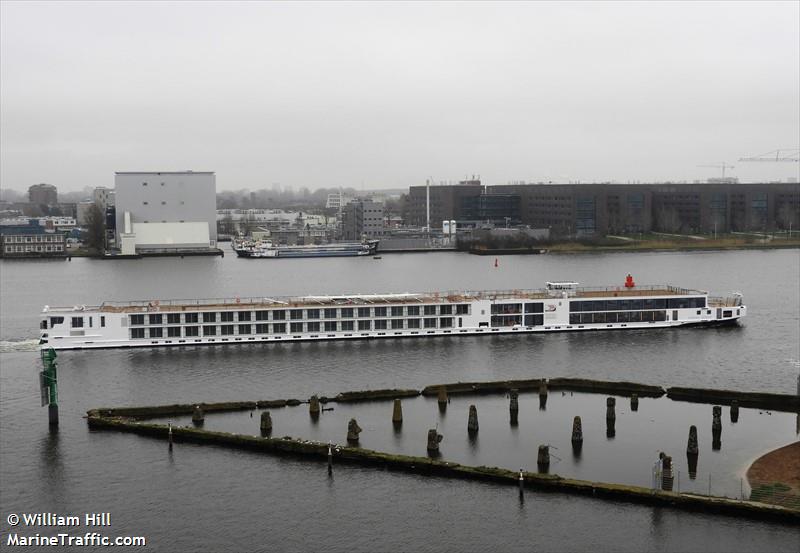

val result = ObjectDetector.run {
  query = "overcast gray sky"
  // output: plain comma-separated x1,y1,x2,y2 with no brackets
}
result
1,1,798,192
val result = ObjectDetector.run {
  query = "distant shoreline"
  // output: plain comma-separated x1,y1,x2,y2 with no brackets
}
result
463,239,800,256
545,242,800,255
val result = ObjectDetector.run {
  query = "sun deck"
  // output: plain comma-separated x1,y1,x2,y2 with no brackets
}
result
42,284,715,314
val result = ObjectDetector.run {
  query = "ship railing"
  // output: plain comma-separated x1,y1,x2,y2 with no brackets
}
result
94,284,709,311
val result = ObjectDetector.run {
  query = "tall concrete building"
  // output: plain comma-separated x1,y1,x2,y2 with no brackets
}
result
341,198,385,240
114,171,217,253
404,180,483,229
28,183,58,205
93,187,115,211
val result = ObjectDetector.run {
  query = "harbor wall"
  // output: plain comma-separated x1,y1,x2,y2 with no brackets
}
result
666,387,800,412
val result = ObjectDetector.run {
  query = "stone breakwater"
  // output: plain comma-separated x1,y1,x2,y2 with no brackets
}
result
92,378,799,419
85,377,800,524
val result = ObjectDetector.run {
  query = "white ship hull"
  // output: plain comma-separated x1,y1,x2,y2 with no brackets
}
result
39,282,745,351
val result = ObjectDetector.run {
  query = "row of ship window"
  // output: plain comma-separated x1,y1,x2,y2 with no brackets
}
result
490,303,544,315
491,315,545,327
130,317,462,338
569,311,667,324
569,297,705,312
129,304,470,325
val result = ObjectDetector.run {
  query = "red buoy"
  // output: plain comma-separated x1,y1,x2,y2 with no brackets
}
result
624,274,635,288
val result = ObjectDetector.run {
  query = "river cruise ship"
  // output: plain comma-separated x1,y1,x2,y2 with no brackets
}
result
39,277,745,351
232,239,379,258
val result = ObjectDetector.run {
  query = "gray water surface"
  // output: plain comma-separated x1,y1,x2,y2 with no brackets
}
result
1,249,799,552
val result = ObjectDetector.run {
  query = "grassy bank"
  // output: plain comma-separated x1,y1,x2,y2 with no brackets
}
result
547,235,800,254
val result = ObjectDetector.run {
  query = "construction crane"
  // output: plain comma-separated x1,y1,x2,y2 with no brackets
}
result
739,149,799,162
697,163,735,179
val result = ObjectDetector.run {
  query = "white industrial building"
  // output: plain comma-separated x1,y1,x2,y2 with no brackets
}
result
114,171,217,254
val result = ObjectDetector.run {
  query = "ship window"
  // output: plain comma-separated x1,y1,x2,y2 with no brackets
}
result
391,306,404,317
40,320,48,330
221,325,234,335
273,323,286,333
491,304,522,315
374,307,387,317
149,314,162,325
256,324,269,334
325,321,337,332
723,310,732,318
358,307,371,317
374,320,388,330
238,324,252,334
220,312,234,322
203,326,217,336
491,315,522,327
89,317,93,328
341,308,353,318
272,310,286,320
439,317,453,328
391,319,404,329
167,313,181,324
167,327,181,337
71,317,84,328
423,305,437,315
424,318,437,328
185,313,198,323
307,309,320,319
407,319,420,329
130,314,144,325
324,308,337,319
290,322,303,333
525,303,544,313
455,304,469,315
238,311,251,321
307,322,320,332
439,305,453,315
290,310,303,320
256,311,269,321
149,327,163,338
407,306,420,316
131,328,145,339
50,316,64,326
358,320,371,331
341,320,354,331
185,326,199,336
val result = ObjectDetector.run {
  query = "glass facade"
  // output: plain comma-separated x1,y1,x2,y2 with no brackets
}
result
575,196,596,236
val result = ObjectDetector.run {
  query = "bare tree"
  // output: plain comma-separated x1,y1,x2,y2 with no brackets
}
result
656,206,681,233
85,204,105,252
777,202,798,234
